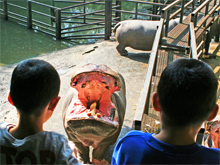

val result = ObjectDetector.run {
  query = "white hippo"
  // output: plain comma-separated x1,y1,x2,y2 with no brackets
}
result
113,18,183,56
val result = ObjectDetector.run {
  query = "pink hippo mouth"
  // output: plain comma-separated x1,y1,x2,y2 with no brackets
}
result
65,68,122,138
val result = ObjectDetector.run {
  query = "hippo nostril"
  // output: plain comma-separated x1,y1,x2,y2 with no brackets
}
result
72,82,77,86
106,86,109,90
109,108,115,121
114,82,117,87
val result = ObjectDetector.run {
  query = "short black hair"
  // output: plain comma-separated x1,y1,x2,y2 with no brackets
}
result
10,59,60,115
157,58,218,127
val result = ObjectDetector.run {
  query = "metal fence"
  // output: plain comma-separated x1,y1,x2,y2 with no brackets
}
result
0,0,194,42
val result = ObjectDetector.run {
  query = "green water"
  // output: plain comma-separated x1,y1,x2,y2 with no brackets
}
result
0,18,75,66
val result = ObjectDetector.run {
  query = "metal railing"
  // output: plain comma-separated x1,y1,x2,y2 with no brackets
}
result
162,0,196,37
0,0,199,41
133,18,164,130
133,0,219,131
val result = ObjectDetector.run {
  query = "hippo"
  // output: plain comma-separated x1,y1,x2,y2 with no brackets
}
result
113,18,183,56
62,64,126,164
204,115,220,148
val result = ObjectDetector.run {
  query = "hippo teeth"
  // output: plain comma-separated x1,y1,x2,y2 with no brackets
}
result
87,102,102,118
108,108,115,121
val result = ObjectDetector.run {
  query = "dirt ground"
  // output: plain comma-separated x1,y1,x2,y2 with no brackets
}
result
0,39,151,163
0,39,219,163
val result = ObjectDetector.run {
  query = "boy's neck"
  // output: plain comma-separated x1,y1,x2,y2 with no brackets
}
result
9,114,44,139
154,124,202,146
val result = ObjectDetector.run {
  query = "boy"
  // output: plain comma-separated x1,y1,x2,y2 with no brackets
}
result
0,59,80,164
112,58,220,164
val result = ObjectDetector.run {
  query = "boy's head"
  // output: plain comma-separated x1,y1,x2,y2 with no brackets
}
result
157,58,218,127
9,59,60,116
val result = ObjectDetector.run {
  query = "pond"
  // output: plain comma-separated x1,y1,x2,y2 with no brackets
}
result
0,0,169,66
0,18,76,66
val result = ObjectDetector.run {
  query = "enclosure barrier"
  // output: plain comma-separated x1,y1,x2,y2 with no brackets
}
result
161,0,187,37
133,18,164,130
189,0,219,57
0,0,199,41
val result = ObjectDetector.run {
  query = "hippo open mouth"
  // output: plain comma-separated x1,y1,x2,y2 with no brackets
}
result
65,64,122,139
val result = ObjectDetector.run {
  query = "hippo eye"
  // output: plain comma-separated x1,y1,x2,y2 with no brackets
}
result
102,82,107,85
82,84,86,88
114,82,117,86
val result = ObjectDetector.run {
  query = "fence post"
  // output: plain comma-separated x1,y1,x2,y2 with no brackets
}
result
105,0,112,40
83,0,86,24
115,0,121,22
180,0,185,23
3,0,8,20
56,9,61,40
27,0,32,29
135,2,138,19
215,15,219,42
165,10,170,37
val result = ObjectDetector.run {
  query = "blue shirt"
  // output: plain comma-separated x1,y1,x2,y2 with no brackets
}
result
112,130,220,164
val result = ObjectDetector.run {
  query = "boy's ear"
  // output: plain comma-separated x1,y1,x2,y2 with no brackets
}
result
152,92,160,112
8,92,14,106
48,96,61,111
206,104,219,121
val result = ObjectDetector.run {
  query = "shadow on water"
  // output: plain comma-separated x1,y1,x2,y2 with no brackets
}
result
0,19,75,66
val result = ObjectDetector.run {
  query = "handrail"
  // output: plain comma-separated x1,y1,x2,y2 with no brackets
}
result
162,0,183,13
191,0,212,26
28,0,58,9
117,0,165,6
194,5,218,33
61,0,100,10
161,0,185,37
170,0,193,20
189,22,198,59
134,18,164,130
191,0,211,16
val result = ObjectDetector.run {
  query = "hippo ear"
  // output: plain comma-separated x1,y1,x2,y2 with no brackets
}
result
8,92,14,106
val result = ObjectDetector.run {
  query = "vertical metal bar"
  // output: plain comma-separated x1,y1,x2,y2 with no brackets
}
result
153,0,157,20
83,0,86,24
135,2,138,19
56,9,61,40
192,0,195,12
165,10,170,37
214,14,219,42
115,0,121,22
3,0,8,20
180,0,185,23
204,1,209,27
105,0,112,40
214,0,216,6
50,0,55,25
160,0,164,16
27,0,32,29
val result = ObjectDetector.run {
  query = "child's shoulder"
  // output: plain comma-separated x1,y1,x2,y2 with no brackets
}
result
119,130,152,144
125,130,152,138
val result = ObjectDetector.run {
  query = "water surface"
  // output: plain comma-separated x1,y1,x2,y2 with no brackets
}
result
0,18,74,66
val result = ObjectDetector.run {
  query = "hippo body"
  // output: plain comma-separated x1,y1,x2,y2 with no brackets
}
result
113,19,181,56
62,64,126,164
